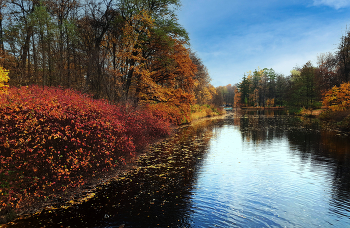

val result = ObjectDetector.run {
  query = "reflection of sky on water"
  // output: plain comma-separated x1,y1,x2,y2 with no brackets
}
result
188,117,350,227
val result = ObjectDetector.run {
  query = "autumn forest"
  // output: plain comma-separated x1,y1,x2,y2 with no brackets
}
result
1,0,350,224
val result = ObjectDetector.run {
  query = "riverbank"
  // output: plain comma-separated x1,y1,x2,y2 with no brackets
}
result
1,116,227,227
0,86,226,226
318,109,350,134
0,138,165,226
2,118,220,227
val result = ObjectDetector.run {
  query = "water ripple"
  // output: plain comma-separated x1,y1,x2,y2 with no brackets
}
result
186,120,350,228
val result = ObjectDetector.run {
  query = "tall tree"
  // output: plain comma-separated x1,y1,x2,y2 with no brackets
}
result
316,52,338,93
275,74,288,106
337,29,350,83
239,74,250,106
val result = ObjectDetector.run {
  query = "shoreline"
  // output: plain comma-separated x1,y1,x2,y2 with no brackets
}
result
1,113,228,226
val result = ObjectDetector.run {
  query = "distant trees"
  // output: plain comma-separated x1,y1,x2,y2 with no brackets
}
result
225,27,350,111
229,64,320,110
231,68,282,107
219,26,350,111
337,29,350,83
315,52,338,92
212,84,235,107
315,28,350,90
275,74,288,106
233,87,241,108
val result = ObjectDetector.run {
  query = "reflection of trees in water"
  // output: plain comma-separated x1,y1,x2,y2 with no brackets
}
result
232,113,350,218
233,112,321,144
9,121,217,228
287,129,350,217
235,115,295,143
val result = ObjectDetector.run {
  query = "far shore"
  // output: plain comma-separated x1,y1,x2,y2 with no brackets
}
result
240,106,285,110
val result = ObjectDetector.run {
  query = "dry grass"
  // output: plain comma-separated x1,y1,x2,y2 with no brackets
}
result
190,104,225,122
190,110,209,121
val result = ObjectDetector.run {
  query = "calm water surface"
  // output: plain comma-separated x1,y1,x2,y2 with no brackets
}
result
9,113,350,227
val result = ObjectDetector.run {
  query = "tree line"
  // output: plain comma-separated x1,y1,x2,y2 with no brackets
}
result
0,0,216,109
214,28,350,111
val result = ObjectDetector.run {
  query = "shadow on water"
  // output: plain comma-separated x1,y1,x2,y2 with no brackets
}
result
6,120,219,228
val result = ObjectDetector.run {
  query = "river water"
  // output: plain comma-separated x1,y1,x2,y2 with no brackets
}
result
8,112,350,227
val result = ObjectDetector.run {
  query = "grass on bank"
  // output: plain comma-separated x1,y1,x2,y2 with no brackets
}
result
190,104,225,121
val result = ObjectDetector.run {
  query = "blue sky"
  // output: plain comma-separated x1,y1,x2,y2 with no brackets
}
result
177,0,350,87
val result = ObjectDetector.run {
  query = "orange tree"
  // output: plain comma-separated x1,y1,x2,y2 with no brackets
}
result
109,9,197,124
322,82,350,111
137,37,198,124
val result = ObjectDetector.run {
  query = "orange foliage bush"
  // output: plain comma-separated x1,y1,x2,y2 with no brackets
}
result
0,85,171,212
322,82,350,111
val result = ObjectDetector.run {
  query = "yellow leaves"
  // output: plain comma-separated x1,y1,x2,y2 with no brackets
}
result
0,66,10,93
266,98,275,107
194,84,216,105
322,82,350,111
108,9,196,113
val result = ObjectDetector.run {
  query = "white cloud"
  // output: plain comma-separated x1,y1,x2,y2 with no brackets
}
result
178,0,350,87
313,0,350,9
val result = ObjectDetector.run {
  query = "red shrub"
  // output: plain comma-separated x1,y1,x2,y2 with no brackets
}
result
0,85,171,211
145,103,191,125
116,106,171,150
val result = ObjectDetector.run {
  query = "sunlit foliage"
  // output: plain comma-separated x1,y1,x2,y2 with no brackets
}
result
190,104,224,121
322,82,350,111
